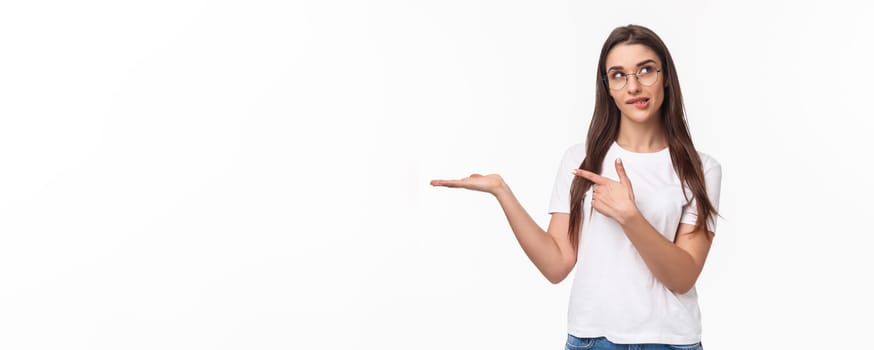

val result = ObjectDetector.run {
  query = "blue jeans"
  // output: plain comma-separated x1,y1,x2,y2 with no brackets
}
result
565,334,703,350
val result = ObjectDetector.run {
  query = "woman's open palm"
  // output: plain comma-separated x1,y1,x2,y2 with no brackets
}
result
430,173,504,195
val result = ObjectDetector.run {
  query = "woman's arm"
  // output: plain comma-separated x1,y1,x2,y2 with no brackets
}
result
431,174,577,284
618,216,713,294
493,183,577,284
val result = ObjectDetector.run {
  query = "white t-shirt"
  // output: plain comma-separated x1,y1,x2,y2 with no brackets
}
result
548,141,722,344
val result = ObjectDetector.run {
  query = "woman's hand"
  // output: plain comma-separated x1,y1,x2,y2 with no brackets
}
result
574,158,639,224
430,173,507,196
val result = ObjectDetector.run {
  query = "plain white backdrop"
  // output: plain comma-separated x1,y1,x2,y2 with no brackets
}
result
1,1,873,349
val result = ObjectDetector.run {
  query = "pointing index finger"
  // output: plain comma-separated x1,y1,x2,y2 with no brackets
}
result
574,169,607,184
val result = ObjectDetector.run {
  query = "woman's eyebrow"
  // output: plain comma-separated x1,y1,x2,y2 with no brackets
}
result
636,59,657,67
607,59,658,72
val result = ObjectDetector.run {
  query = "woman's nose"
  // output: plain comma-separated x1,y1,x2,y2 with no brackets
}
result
625,75,642,93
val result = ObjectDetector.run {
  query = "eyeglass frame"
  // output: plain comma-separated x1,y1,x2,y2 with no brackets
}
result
602,67,664,90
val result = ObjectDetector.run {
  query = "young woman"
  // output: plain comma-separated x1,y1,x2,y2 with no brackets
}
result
431,24,721,349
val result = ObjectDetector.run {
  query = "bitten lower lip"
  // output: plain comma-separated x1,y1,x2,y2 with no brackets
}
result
630,99,649,109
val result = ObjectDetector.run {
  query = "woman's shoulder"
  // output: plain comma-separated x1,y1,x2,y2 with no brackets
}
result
695,149,722,173
559,142,587,163
561,142,586,168
563,141,587,155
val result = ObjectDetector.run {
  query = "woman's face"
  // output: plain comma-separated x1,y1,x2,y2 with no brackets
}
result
605,43,665,125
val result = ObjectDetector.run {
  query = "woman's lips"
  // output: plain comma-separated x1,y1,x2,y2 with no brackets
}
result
627,97,650,109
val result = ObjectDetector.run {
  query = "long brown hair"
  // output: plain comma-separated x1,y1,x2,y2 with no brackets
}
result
568,24,718,249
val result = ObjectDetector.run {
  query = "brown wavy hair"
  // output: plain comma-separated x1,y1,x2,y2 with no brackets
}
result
567,24,718,249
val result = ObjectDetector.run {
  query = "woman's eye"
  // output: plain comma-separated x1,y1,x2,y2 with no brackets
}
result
611,72,625,79
639,66,653,74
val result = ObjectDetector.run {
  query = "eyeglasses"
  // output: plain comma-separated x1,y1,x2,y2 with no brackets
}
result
604,66,662,90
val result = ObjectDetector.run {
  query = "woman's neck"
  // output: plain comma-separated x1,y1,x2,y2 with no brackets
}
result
616,120,667,153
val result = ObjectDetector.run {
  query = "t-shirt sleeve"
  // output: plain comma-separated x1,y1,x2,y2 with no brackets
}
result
548,144,584,214
679,155,722,233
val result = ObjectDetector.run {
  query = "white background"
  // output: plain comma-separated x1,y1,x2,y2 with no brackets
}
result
1,1,872,349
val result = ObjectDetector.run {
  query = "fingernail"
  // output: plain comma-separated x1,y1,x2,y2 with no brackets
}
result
616,158,623,164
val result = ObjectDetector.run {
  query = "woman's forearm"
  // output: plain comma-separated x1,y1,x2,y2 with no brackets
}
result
618,211,701,294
